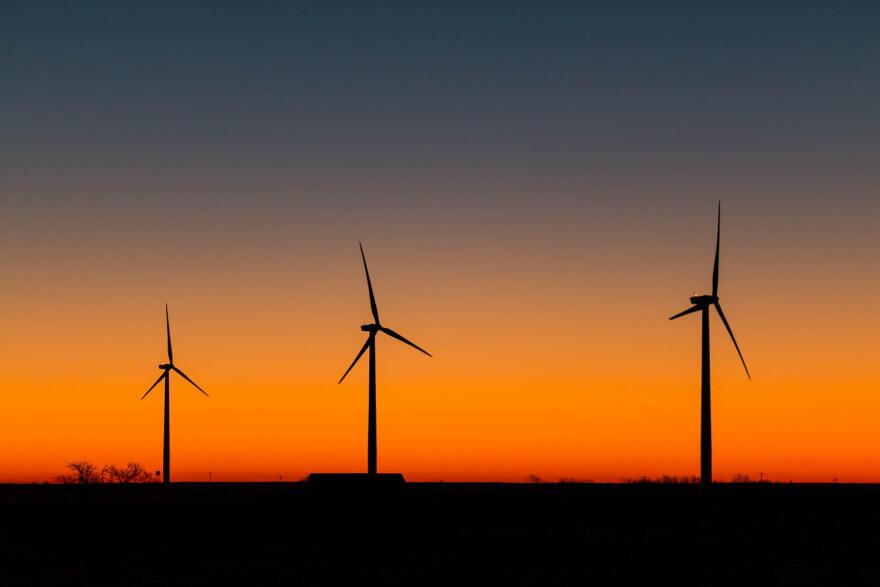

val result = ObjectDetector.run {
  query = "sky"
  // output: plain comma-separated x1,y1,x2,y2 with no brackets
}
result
1,1,878,482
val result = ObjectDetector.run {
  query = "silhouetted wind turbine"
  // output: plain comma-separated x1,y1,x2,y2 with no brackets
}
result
338,243,432,475
669,203,750,487
141,305,208,484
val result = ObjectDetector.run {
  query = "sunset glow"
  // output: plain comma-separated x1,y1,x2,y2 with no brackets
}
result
1,3,877,483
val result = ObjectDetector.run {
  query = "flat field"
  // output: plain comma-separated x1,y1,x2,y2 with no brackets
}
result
1,483,877,585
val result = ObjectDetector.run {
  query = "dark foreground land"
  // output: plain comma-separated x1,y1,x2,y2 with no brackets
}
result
2,482,878,585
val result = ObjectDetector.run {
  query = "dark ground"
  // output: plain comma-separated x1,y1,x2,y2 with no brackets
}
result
1,482,878,585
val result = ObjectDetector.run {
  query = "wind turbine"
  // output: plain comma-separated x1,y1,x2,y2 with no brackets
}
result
669,203,750,487
141,305,208,484
338,243,432,475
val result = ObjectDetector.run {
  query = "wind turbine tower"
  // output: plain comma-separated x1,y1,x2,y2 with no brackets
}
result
669,203,750,487
141,305,208,484
339,243,432,475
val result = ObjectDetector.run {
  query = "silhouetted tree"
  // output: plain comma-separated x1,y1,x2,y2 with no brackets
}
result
623,475,700,484
56,461,100,484
57,461,152,484
103,463,151,484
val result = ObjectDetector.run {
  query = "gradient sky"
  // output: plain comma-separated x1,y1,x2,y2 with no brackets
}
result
1,1,878,482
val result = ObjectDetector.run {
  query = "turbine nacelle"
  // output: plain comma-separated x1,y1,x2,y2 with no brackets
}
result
361,324,380,333
158,363,173,370
689,294,718,306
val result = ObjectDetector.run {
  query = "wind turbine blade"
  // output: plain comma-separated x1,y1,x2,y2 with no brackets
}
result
359,242,380,324
141,372,167,400
339,336,372,384
712,202,720,297
380,327,432,357
713,302,751,380
669,305,701,320
166,304,174,364
172,366,209,396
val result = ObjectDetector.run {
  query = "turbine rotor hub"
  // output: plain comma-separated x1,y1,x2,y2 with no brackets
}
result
361,324,380,333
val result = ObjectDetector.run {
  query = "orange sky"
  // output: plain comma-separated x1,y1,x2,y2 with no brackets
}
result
1,191,877,483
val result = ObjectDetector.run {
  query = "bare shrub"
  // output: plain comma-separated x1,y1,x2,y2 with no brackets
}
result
103,463,151,484
57,461,152,484
56,461,100,484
